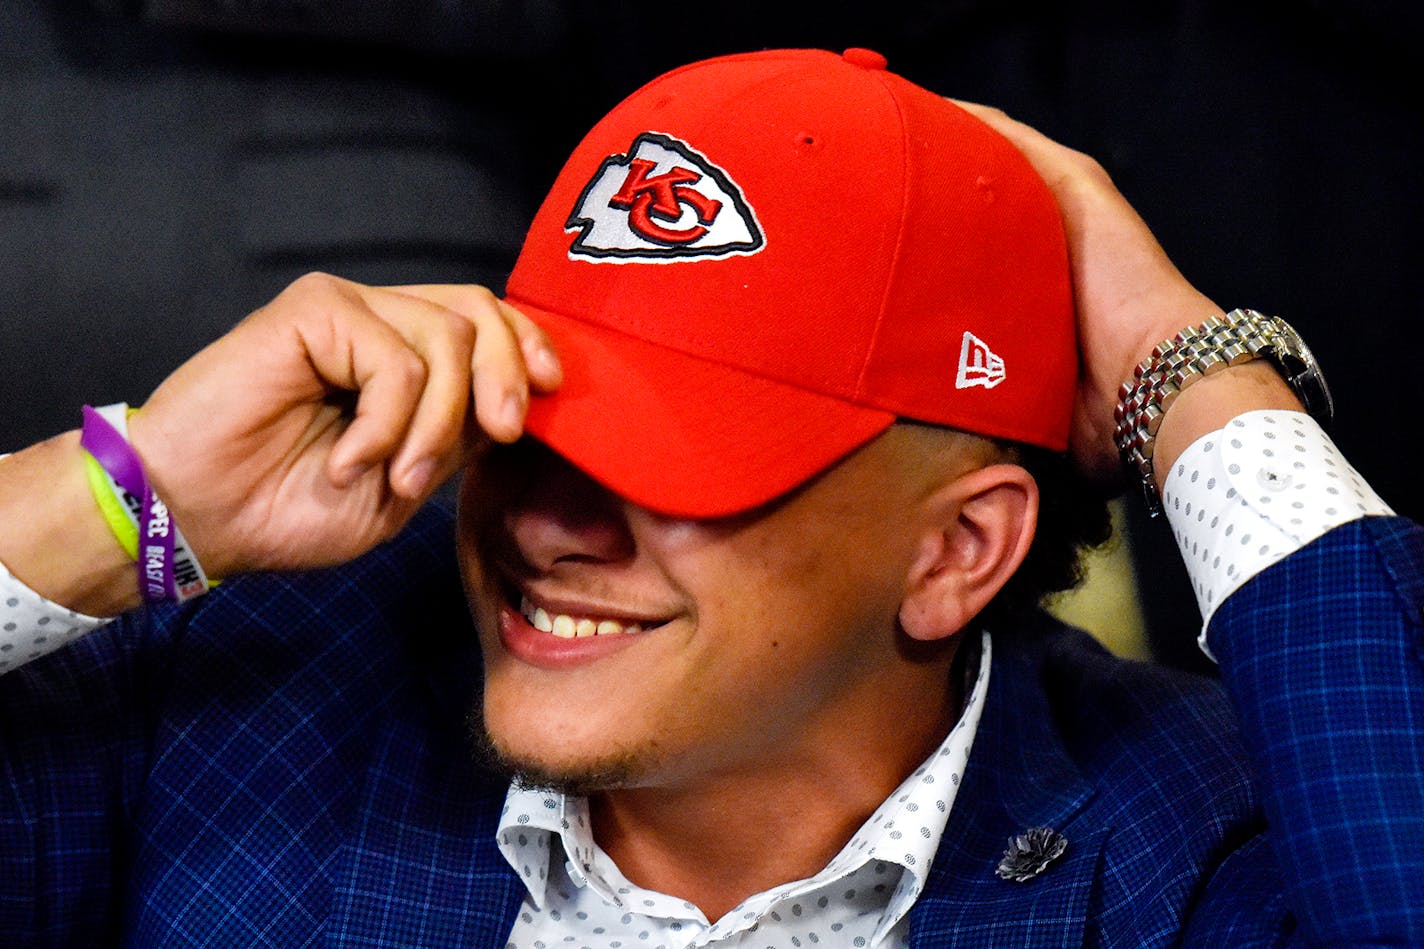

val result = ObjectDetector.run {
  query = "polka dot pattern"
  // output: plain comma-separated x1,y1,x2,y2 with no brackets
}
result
1,557,107,673
497,631,994,949
1162,410,1392,656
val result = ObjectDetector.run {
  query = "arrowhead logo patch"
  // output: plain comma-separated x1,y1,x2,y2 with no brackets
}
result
566,132,765,263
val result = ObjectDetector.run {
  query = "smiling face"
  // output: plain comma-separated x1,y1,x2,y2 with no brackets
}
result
456,427,984,796
452,424,1013,792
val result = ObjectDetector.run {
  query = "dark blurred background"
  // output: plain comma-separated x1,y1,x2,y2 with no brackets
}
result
4,0,1420,670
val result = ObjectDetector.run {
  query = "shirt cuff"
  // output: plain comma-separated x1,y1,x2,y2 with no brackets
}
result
1160,410,1393,658
1,557,110,674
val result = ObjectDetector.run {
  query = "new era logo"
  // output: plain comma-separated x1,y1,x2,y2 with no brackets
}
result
957,331,1006,389
566,132,765,263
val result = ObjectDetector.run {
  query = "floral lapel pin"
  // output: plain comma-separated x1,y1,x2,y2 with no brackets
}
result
996,826,1068,882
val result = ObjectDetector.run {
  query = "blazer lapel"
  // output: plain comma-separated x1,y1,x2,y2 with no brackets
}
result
323,711,525,947
909,622,1105,948
324,621,525,948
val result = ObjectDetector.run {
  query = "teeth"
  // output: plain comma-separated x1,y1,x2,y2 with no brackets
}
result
520,594,649,639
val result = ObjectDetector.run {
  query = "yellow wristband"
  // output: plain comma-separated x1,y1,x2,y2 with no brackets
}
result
82,451,140,560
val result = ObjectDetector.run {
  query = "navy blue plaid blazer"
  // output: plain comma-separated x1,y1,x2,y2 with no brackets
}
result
3,504,1422,946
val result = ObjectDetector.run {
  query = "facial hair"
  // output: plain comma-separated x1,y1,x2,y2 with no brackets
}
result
467,702,650,798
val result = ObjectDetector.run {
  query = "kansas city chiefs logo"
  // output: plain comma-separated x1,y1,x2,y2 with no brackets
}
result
566,132,765,262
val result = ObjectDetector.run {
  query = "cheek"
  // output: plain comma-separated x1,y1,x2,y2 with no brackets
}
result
667,496,914,637
739,505,912,612
690,531,906,688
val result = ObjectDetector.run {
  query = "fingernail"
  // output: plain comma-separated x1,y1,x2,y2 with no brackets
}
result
404,458,436,495
534,345,561,377
342,462,372,486
501,392,525,432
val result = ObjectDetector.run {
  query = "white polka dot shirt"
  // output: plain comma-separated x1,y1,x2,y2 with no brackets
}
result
495,630,993,949
0,559,105,673
0,450,106,672
1161,410,1392,656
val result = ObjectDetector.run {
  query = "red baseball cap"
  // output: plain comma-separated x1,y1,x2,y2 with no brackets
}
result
505,47,1075,518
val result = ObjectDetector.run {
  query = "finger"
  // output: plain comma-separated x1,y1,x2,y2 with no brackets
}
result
353,285,480,497
953,100,1049,158
385,285,558,443
391,284,564,393
952,99,1099,195
498,299,564,393
468,298,532,443
282,275,429,486
383,284,530,443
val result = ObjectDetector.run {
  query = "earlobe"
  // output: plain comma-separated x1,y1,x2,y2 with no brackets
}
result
898,464,1038,641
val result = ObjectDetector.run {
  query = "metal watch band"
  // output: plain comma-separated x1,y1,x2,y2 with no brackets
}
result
1112,308,1332,516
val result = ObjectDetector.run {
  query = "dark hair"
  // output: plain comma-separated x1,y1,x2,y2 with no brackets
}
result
979,442,1115,630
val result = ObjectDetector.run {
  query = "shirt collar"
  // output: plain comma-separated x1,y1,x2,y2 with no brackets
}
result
850,628,991,941
497,628,992,932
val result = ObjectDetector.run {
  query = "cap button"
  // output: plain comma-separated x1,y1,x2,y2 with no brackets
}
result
841,47,888,70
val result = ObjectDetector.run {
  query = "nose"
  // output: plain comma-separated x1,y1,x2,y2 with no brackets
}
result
498,441,635,571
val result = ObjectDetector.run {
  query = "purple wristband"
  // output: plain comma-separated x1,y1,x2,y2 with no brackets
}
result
80,406,147,500
80,406,178,602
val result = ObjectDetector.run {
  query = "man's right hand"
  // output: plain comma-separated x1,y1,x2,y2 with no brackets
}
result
0,273,561,614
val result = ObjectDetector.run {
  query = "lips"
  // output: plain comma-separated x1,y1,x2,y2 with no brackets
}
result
492,582,673,668
519,595,647,638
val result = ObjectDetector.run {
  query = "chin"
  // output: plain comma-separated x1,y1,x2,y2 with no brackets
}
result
468,697,659,797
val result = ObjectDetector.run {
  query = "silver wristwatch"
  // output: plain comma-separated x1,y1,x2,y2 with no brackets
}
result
1113,308,1333,515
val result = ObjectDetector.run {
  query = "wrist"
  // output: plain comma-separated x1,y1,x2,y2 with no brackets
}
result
83,405,215,603
1113,309,1326,512
0,431,144,616
1151,362,1303,494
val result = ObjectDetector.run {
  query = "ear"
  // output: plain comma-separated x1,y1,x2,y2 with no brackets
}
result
898,464,1038,641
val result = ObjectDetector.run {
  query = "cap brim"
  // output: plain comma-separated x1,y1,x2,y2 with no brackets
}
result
509,297,897,519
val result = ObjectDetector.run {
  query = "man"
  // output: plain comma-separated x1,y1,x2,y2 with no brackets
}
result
2,48,1421,946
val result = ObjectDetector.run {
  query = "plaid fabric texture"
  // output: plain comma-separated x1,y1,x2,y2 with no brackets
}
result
0,500,519,947
2,507,1420,946
1210,516,1424,945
